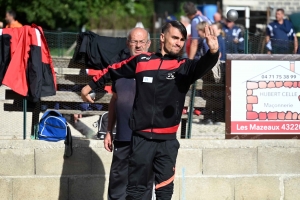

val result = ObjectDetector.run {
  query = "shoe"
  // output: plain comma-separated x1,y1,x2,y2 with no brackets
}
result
193,109,201,116
199,119,213,125
97,132,106,140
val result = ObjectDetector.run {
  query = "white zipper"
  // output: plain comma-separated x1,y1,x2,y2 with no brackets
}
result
40,116,67,137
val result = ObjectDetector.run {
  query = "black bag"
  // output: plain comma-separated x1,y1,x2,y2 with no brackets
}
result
94,112,116,140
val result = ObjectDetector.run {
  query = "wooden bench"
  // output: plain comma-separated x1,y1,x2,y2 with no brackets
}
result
3,57,224,139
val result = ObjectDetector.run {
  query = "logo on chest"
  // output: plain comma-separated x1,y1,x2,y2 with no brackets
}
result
166,72,175,80
140,56,151,60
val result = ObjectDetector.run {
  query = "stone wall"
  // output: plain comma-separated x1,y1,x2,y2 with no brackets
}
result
223,0,300,15
1,139,300,199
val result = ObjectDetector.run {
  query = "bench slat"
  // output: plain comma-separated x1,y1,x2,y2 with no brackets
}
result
46,109,107,115
56,75,92,85
54,68,82,75
181,114,203,119
41,91,112,103
184,96,206,107
52,58,85,69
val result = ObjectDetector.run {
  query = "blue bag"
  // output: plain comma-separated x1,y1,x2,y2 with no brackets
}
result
38,110,72,157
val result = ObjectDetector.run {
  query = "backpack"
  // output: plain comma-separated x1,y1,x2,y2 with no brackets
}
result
38,110,73,157
94,112,116,140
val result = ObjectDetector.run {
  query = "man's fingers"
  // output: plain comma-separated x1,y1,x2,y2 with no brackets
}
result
209,26,215,36
82,94,94,103
108,143,112,151
204,25,210,37
104,141,112,152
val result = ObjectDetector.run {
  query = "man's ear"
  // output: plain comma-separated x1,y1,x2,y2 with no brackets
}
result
146,40,151,49
160,33,165,43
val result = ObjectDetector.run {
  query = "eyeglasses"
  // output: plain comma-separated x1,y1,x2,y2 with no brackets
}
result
129,40,148,45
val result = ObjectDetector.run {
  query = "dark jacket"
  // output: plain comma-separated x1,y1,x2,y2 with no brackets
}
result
0,33,11,85
73,31,127,72
88,50,219,140
1,24,56,102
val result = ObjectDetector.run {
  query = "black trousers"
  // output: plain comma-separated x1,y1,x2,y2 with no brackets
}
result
108,141,153,200
126,134,180,200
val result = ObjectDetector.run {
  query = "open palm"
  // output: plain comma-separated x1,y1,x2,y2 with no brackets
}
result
204,26,219,54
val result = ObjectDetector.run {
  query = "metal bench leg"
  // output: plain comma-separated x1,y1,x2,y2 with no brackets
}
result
181,119,187,139
31,102,41,139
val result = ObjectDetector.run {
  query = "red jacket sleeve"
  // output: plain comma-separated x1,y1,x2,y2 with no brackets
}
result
88,55,138,90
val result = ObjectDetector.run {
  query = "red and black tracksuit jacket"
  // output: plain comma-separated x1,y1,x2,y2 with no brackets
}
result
89,51,219,140
0,24,56,102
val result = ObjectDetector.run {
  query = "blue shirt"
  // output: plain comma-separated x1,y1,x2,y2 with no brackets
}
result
191,15,211,59
111,48,136,141
197,38,209,57
217,35,226,61
266,19,295,41
197,36,226,61
266,19,295,52
223,25,244,53
112,78,136,141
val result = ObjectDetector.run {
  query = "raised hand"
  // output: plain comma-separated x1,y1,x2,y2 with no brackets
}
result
204,25,219,54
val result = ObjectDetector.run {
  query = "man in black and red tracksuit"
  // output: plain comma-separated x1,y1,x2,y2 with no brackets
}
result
81,20,219,200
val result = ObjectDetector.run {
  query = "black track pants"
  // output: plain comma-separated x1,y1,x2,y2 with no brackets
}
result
126,134,180,200
108,141,153,200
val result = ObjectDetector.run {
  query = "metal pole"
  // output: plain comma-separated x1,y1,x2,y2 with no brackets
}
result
187,82,196,138
23,98,27,139
245,29,249,54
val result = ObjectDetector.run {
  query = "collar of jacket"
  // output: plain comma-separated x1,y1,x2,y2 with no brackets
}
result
155,51,181,60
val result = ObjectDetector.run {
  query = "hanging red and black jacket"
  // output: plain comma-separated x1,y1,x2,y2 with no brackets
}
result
0,24,56,102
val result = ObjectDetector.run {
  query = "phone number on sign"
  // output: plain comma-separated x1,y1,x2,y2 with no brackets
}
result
261,75,297,79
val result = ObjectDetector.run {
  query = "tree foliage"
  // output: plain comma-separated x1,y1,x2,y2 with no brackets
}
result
0,0,154,31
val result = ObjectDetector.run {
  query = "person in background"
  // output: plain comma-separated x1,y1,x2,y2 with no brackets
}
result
196,21,222,125
182,1,212,117
223,19,244,53
0,21,3,28
180,16,191,58
103,27,153,200
212,22,226,125
196,21,210,57
5,10,22,28
266,8,298,54
213,12,222,23
166,15,177,23
212,22,226,64
213,12,226,28
183,1,211,60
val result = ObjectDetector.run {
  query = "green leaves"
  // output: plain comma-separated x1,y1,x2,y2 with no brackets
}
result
1,0,153,31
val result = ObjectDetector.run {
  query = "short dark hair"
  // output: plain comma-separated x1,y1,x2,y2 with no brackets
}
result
6,10,17,20
182,2,197,16
276,8,284,14
161,20,187,40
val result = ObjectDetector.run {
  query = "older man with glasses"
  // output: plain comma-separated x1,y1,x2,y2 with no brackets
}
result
103,27,153,200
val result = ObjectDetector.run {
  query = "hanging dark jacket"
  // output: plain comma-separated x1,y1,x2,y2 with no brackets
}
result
1,24,56,102
73,31,127,72
0,32,11,85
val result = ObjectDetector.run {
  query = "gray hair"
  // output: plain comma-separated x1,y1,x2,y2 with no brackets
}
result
127,28,150,41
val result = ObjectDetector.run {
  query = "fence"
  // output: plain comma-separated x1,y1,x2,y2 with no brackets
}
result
0,31,296,140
